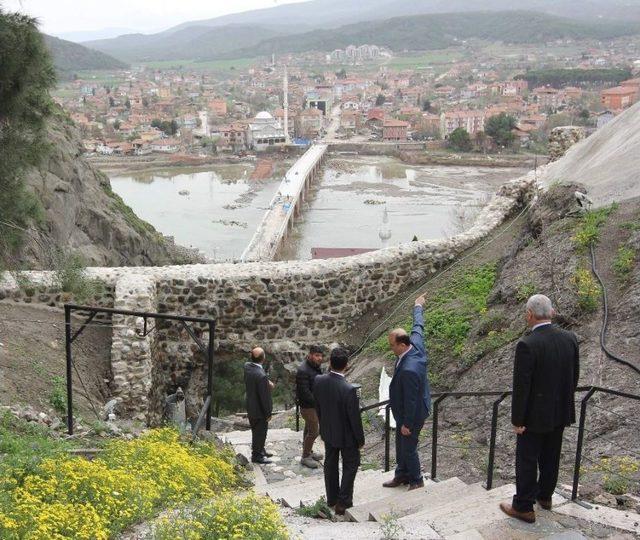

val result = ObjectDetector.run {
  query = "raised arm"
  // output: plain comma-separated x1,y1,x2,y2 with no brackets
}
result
411,296,426,355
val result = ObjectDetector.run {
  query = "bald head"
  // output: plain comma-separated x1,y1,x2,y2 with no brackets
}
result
251,347,265,363
388,328,411,356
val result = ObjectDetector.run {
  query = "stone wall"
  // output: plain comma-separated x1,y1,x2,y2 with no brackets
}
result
0,174,537,420
548,126,585,162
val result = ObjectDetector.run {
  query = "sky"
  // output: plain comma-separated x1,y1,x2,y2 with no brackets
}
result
2,0,308,37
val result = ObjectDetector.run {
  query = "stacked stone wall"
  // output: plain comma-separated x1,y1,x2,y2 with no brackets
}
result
0,174,537,419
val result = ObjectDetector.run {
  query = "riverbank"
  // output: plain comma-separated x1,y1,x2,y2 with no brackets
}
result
394,150,545,169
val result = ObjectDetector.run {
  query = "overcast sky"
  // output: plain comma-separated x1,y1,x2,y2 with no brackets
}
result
3,0,308,36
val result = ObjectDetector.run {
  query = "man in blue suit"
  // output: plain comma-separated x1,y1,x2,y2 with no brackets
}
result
383,295,431,490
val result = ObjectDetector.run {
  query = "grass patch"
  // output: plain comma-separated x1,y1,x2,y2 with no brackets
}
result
613,246,636,281
295,496,333,518
54,251,103,303
48,376,67,415
369,263,498,359
572,204,618,251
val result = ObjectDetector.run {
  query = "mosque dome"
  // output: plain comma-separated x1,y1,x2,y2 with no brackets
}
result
255,111,273,120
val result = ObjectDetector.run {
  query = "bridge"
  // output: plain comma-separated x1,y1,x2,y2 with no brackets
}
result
241,144,328,262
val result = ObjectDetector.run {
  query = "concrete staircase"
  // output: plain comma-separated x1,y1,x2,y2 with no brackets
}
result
218,428,640,539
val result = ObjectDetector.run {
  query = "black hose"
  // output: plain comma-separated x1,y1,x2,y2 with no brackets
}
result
590,244,640,376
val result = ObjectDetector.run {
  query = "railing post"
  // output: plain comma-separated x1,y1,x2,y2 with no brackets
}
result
572,387,596,500
295,403,300,432
384,404,391,472
431,394,447,481
486,392,509,490
206,321,215,431
64,305,74,435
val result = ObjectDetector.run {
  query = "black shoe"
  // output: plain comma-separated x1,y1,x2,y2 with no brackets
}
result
262,450,274,458
252,456,272,464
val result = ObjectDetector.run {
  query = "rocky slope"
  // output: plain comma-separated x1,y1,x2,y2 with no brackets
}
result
349,185,640,502
15,112,201,269
539,101,640,207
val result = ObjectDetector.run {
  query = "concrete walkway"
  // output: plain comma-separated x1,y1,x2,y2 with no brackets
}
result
241,144,327,262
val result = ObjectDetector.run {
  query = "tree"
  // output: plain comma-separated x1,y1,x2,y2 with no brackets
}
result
448,128,472,152
375,93,386,106
422,99,432,112
485,113,517,148
335,68,347,79
113,120,121,130
151,118,179,136
124,98,131,110
0,9,55,263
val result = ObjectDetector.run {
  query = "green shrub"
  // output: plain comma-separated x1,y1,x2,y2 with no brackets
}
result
515,281,536,303
48,375,67,414
572,268,600,312
295,496,333,518
612,246,636,281
53,251,103,303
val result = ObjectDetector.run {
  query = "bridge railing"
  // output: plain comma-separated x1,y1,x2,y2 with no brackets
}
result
295,385,640,501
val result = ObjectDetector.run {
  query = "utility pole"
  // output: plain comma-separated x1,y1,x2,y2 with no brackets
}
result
283,65,290,144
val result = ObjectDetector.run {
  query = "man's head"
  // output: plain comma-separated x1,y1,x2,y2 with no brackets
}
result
251,347,266,363
308,345,324,366
525,294,554,328
388,328,412,357
330,347,349,372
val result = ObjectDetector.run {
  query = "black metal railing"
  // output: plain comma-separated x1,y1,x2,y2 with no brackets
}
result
294,384,640,500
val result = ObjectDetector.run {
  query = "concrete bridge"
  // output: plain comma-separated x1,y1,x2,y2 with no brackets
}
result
241,144,328,262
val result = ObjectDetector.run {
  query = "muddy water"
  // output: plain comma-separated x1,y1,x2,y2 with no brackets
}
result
280,156,528,260
109,157,528,261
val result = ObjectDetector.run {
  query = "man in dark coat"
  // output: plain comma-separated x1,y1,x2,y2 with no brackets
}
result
500,294,580,523
313,347,365,516
295,345,325,469
383,295,431,490
244,347,273,464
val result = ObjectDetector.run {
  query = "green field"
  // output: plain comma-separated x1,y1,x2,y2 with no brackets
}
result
140,57,258,72
385,49,465,70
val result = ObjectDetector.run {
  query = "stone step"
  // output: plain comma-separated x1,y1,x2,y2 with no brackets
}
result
401,483,516,537
268,469,382,508
299,470,409,508
286,519,438,540
553,501,640,535
346,477,470,523
220,427,300,446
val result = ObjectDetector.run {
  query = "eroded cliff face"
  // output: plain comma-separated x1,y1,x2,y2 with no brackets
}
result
16,114,201,269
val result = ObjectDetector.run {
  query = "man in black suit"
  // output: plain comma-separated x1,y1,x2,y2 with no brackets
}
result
500,294,580,523
313,347,365,516
244,347,273,464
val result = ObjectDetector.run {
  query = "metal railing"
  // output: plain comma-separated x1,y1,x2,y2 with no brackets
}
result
294,384,640,500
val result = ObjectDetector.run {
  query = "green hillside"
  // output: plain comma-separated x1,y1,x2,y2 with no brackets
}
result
85,25,282,63
43,34,128,78
225,10,640,59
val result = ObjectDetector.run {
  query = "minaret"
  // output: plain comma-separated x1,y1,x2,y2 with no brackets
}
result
283,65,290,144
378,206,392,248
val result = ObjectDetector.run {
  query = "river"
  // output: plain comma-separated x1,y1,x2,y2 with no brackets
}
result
109,157,528,261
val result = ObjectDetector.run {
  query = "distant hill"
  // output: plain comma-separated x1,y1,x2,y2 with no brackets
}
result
222,11,640,59
43,35,128,78
84,24,283,63
164,0,640,32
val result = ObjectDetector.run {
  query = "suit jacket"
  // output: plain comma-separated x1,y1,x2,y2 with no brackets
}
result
244,362,273,420
313,372,365,449
389,306,431,431
511,324,580,433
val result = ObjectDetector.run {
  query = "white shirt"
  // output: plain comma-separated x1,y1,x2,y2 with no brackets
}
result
249,362,265,370
395,345,412,370
532,322,552,331
330,370,345,377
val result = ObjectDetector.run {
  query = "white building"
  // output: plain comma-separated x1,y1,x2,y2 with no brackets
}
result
246,111,286,151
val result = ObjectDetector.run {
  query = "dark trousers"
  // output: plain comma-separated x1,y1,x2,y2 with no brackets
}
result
249,416,268,460
513,426,565,512
324,443,360,508
394,420,425,485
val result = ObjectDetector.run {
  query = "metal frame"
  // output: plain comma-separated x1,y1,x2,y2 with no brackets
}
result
64,303,216,435
298,384,640,500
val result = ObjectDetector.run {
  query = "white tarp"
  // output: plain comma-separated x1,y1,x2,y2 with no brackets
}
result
378,367,396,429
